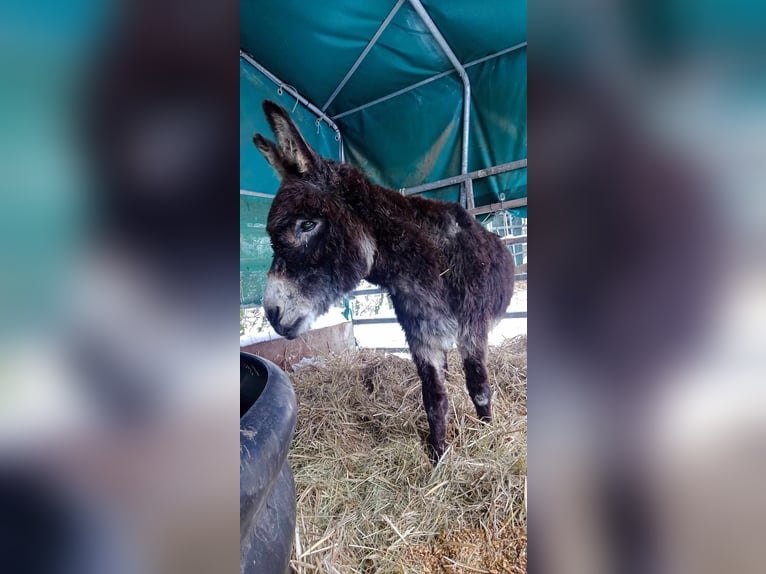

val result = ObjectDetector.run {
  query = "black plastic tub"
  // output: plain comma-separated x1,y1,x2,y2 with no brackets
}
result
240,352,297,574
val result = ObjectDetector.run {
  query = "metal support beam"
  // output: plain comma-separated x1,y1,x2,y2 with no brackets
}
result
465,179,475,210
362,347,412,354
321,0,405,112
401,158,527,196
503,312,528,319
465,41,527,69
352,317,400,326
332,68,455,121
469,196,527,216
331,41,526,120
240,189,275,199
353,311,527,325
502,235,528,245
352,288,387,296
351,267,528,298
406,0,473,208
240,50,345,162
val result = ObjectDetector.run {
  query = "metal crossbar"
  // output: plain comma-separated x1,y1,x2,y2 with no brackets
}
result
240,51,345,162
469,197,527,216
401,158,527,196
240,189,274,199
321,0,405,112
352,311,527,326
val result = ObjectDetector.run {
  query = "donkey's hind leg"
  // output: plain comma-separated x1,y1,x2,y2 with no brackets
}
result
411,344,450,463
459,329,493,422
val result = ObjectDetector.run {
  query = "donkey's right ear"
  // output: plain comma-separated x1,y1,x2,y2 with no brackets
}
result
253,133,291,180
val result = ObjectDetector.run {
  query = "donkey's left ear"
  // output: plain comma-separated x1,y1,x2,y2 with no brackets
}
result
262,100,319,175
253,133,291,179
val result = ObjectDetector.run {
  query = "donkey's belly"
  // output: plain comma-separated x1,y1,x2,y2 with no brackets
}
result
397,309,457,352
414,317,458,351
388,286,458,351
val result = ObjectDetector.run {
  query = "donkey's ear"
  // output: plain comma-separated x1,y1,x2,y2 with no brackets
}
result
253,133,291,179
262,100,319,175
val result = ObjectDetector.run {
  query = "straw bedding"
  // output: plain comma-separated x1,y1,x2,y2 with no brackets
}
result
287,335,527,573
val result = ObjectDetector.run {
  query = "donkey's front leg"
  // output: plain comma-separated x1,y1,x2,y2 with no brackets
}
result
412,347,449,463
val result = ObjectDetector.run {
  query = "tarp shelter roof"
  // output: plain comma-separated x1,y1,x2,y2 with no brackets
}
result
240,0,527,207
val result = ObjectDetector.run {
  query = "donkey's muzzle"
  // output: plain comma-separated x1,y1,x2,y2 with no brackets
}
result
265,308,302,339
262,273,314,339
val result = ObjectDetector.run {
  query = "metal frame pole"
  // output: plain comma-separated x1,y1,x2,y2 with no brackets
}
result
469,197,526,216
352,311,527,326
406,0,473,209
321,0,405,113
240,189,276,199
240,50,345,162
401,158,527,195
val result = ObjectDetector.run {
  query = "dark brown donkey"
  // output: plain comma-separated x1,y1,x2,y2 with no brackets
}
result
254,101,514,462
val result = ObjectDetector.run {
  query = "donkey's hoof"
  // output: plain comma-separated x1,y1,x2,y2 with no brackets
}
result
475,406,492,423
427,443,446,465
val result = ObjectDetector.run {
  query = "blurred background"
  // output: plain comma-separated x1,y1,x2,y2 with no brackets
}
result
529,1,766,574
1,0,765,573
0,1,239,573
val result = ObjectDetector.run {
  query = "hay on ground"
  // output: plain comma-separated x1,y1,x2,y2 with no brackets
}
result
288,335,527,573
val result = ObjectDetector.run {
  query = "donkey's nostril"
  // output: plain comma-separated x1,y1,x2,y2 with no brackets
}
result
266,306,282,326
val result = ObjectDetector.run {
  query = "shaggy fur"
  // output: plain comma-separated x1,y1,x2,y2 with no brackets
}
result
254,100,514,462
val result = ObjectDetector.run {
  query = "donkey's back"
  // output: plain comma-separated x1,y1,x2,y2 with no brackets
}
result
364,191,514,334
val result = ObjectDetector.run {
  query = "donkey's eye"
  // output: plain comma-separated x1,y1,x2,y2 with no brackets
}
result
299,220,316,232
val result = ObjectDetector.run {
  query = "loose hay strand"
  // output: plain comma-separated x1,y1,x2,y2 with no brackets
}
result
288,336,527,573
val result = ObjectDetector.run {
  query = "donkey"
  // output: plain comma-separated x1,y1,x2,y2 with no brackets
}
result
254,101,514,462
